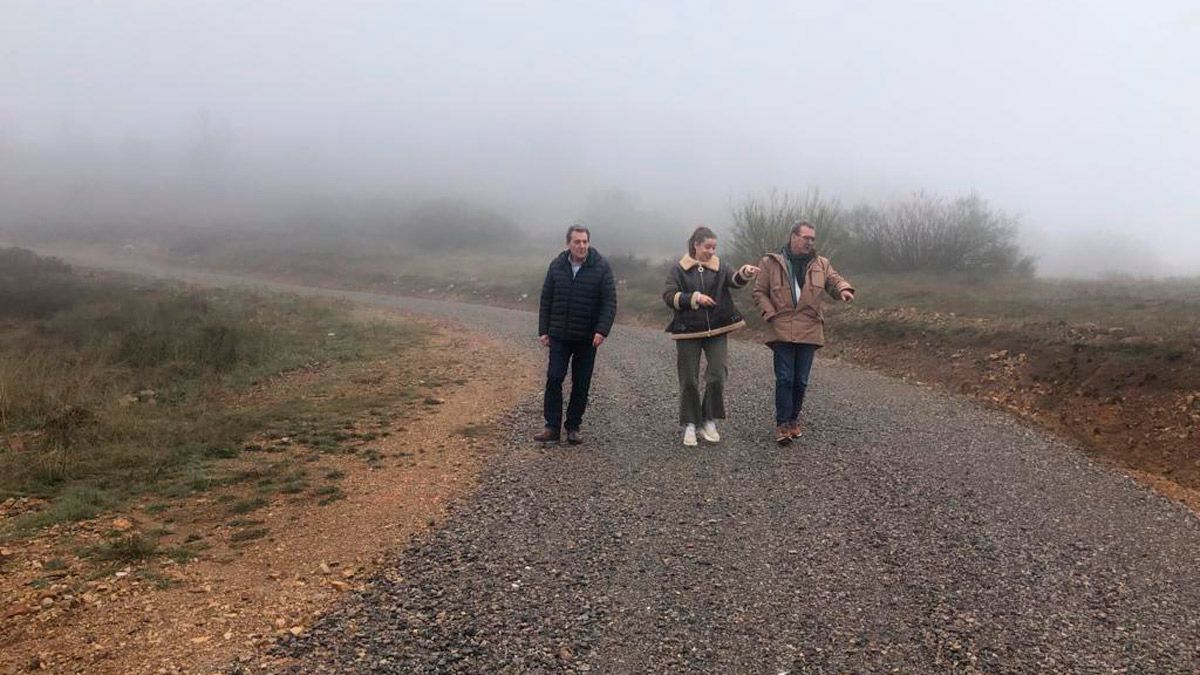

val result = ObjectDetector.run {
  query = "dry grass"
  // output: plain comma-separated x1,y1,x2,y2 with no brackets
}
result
0,249,423,532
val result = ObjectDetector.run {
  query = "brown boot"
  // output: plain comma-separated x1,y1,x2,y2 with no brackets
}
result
774,424,793,446
789,421,804,439
533,427,560,443
565,429,582,445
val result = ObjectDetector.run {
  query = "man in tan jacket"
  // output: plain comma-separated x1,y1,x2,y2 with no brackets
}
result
752,221,855,445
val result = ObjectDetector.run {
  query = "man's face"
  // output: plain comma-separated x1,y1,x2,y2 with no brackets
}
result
568,231,590,262
789,226,816,255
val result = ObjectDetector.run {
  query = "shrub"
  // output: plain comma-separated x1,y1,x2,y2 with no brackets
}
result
192,324,244,372
848,192,1035,275
0,248,86,319
87,534,158,562
729,189,850,265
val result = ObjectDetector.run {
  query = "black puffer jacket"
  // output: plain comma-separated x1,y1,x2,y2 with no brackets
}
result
662,255,750,340
538,248,618,342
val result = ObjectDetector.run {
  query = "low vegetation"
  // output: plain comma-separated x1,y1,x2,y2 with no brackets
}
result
729,188,1033,275
131,231,1200,498
7,191,1197,503
0,247,420,533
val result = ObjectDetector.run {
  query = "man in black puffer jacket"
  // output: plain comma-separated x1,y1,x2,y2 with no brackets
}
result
535,224,618,444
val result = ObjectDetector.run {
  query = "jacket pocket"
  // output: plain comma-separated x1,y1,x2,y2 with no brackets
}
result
769,285,788,309
809,270,826,293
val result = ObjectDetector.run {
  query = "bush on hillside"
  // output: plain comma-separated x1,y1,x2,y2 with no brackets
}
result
0,248,86,319
728,190,1035,276
728,189,850,265
849,192,1034,275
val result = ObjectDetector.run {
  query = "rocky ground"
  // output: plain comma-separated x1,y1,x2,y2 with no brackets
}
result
233,292,1200,674
0,310,539,675
12,257,1199,673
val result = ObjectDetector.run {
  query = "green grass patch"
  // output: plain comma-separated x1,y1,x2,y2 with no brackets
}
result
0,249,427,534
227,518,265,528
313,485,346,506
278,479,308,494
137,569,179,589
203,445,240,459
164,546,198,564
229,527,270,543
9,485,114,531
227,497,269,515
85,534,158,562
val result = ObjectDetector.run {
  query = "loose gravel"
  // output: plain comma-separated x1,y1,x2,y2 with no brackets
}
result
181,287,1200,674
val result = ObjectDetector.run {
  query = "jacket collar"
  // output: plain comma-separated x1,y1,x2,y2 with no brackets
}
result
560,248,597,267
679,254,720,272
778,245,817,260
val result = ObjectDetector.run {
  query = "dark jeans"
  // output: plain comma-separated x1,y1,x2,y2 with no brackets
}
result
543,337,597,431
771,342,817,425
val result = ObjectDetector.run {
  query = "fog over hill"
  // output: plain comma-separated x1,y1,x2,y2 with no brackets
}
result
3,1,1197,275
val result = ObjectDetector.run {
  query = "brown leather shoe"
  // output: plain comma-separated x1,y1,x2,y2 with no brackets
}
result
774,424,793,445
788,421,804,439
533,427,560,443
566,429,582,445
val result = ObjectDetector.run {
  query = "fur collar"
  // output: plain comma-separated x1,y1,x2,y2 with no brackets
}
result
679,254,720,272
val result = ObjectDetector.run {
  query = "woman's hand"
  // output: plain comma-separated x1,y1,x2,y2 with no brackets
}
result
739,264,760,278
695,293,717,307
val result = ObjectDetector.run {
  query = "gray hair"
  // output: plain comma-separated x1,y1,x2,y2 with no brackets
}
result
565,224,591,242
789,220,815,236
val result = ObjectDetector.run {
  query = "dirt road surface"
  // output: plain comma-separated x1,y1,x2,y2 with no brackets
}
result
40,254,1200,673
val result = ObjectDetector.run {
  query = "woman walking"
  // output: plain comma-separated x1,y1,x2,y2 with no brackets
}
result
663,227,759,446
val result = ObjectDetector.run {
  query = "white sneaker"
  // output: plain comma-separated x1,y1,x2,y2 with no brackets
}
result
682,424,698,447
700,420,720,443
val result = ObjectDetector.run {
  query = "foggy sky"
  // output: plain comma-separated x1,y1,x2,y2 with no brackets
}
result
3,1,1198,275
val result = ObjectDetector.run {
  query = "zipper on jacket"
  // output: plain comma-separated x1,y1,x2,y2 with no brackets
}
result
566,256,577,330
699,267,712,333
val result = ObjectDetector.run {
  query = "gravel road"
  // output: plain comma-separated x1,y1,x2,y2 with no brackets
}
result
233,285,1198,674
36,260,1200,673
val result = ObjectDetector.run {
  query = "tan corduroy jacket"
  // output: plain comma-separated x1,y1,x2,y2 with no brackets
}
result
751,250,854,346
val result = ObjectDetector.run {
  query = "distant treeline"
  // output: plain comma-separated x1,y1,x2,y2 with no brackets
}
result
730,189,1034,276
4,168,1031,275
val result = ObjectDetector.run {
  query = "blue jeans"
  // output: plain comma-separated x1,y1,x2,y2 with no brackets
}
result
543,338,597,431
771,342,817,425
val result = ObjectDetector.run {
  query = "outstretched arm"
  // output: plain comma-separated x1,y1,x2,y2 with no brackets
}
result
727,263,759,289
824,263,855,302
